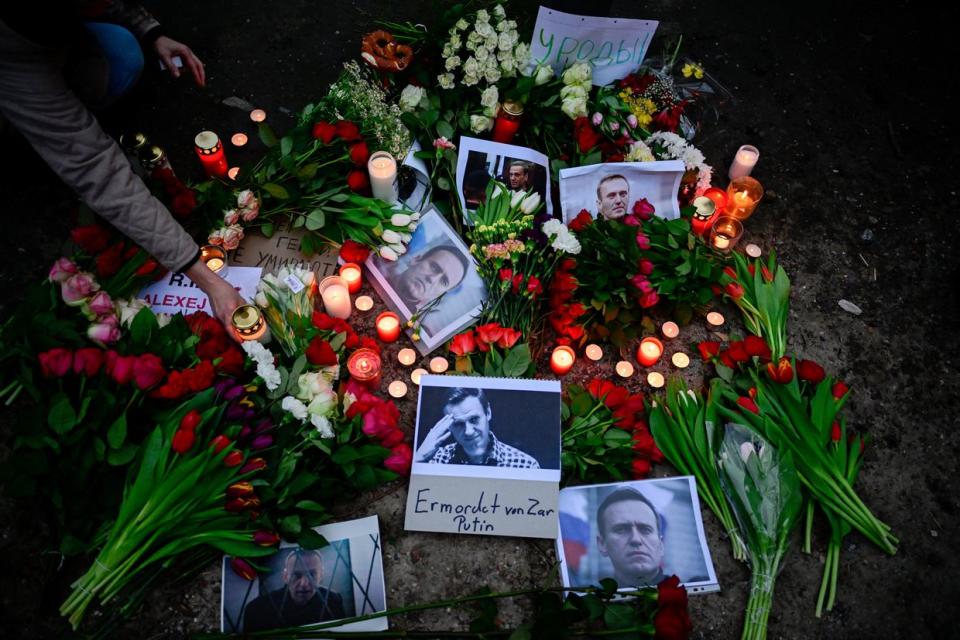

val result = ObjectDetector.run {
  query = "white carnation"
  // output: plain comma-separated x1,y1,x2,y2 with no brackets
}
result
445,55,462,70
437,73,455,90
281,396,309,421
311,414,334,438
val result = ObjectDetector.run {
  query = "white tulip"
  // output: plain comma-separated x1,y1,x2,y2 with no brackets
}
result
389,243,407,255
379,246,398,261
520,192,541,214
510,190,525,208
382,229,401,244
391,213,411,227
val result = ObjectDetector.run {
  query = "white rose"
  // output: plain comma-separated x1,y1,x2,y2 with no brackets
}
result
498,32,513,51
475,46,489,63
561,96,588,119
438,73,455,90
221,224,244,251
533,63,554,85
116,297,149,327
448,33,461,49
476,9,489,23
560,84,587,101
470,115,494,133
391,213,411,226
513,43,530,67
281,396,309,421
308,388,337,418
462,73,479,87
455,18,469,30
462,57,479,77
484,66,501,84
379,246,399,261
485,34,498,50
520,192,541,214
399,84,425,112
562,62,592,85
493,4,506,18
382,229,401,244
442,43,453,59
499,55,515,74
480,86,499,110
445,55,462,70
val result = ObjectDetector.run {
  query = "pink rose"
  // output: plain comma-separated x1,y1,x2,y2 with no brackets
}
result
633,198,656,221
631,274,653,293
384,443,412,475
38,347,73,378
48,257,78,284
207,229,225,246
635,232,651,251
622,215,640,226
433,137,456,151
105,350,136,385
639,258,655,275
62,273,99,306
88,315,120,346
223,209,240,225
86,291,114,318
222,224,244,251
133,353,167,390
240,202,260,222
237,189,258,210
638,290,660,308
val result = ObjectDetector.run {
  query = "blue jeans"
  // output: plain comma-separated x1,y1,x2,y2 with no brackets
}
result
83,22,144,99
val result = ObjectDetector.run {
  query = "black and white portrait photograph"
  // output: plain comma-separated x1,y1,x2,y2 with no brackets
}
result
558,160,685,224
413,375,561,481
455,136,553,222
556,477,719,594
364,207,486,355
221,516,387,633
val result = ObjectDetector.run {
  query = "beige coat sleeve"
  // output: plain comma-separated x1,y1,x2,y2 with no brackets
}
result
0,19,199,272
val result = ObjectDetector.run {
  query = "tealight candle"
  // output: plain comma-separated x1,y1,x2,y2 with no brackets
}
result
745,243,762,258
585,344,603,361
388,380,408,398
367,151,398,205
410,368,427,385
339,263,363,294
647,372,666,388
725,176,764,220
429,357,449,373
706,311,725,327
550,346,576,375
672,352,691,369
318,276,351,319
637,337,664,367
194,131,228,178
355,295,374,312
227,167,240,180
615,360,635,378
710,216,744,253
200,244,228,276
230,133,248,147
661,322,680,339
376,312,401,342
250,109,267,122
347,348,381,390
397,348,417,366
728,144,759,180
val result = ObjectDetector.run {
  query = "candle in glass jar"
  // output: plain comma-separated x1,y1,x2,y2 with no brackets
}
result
388,380,408,398
647,372,666,389
661,322,680,339
318,276,351,319
550,346,576,375
728,144,759,180
725,176,763,220
397,348,417,366
690,196,719,237
339,263,363,294
410,368,427,385
491,101,523,143
231,305,267,342
194,131,229,178
355,295,374,312
637,337,664,367
710,217,744,253
429,357,449,373
672,352,691,369
376,312,401,342
615,360,635,378
347,348,382,390
200,244,228,276
585,344,603,361
367,151,398,204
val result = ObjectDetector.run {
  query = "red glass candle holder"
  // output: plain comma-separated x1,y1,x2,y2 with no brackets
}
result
637,337,664,367
339,263,363,294
347,348,382,390
491,101,523,143
194,131,228,178
550,346,575,375
376,312,401,343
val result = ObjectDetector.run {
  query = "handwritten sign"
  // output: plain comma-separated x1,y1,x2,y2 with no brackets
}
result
229,218,339,277
529,7,658,86
405,476,559,539
139,266,262,315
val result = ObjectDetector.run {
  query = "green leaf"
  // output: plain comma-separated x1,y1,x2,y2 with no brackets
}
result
436,120,455,140
295,500,327,512
296,528,328,550
603,603,635,629
280,514,303,536
603,429,632,445
107,413,127,449
262,183,290,200
297,163,319,180
258,122,278,147
305,209,326,231
130,307,158,346
280,136,294,157
261,222,275,238
48,393,77,434
107,443,138,466
501,344,532,378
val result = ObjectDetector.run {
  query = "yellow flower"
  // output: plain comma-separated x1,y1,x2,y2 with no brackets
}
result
682,62,704,79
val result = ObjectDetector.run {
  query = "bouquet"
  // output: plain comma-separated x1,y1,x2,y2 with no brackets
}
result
254,266,317,358
447,323,532,378
719,252,791,361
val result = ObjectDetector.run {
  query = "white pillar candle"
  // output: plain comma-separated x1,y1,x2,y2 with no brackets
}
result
367,151,398,205
728,145,759,180
318,276,351,319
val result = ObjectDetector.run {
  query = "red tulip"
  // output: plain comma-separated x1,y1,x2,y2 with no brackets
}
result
210,435,232,454
737,396,760,415
797,359,826,384
70,224,111,254
230,557,258,581
723,266,738,281
766,357,794,384
224,450,244,467
697,341,720,361
449,331,476,357
339,240,370,263
830,421,842,442
253,530,281,546
727,341,749,363
760,264,774,283
171,429,196,454
226,481,254,498
475,323,505,351
743,335,771,361
725,281,745,300
832,380,850,399
180,409,203,432
240,457,267,474
497,328,522,350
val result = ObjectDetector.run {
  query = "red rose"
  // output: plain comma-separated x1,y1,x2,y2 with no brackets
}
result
347,169,370,193
349,141,370,166
363,401,401,439
70,224,111,253
633,198,656,220
105,351,137,385
72,347,104,377
638,258,655,275
39,347,74,378
305,337,339,366
133,353,167,390
450,331,476,356
737,396,760,415
335,120,361,141
384,443,413,475
171,429,196,454
742,335,771,361
378,427,405,448
632,430,656,452
766,357,794,384
654,602,692,640
797,359,826,384
635,232,651,250
725,282,745,300
340,240,371,263
657,575,689,609
311,312,337,330
832,380,849,399
638,290,660,308
601,385,630,410
171,189,197,218
496,328,522,350
215,346,246,377
475,323,505,351
312,121,337,144
96,241,126,278
569,209,594,233
697,341,720,360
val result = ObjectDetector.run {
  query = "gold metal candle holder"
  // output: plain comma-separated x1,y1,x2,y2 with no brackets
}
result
232,304,266,341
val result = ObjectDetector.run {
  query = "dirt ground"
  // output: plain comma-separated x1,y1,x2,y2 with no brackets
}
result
2,1,958,638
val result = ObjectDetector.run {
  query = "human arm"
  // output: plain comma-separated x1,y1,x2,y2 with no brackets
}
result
184,260,246,336
413,414,455,462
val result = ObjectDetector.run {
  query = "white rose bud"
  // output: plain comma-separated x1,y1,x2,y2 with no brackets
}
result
533,63,554,85
470,115,493,133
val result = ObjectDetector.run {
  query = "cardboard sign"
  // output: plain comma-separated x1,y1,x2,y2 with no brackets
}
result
229,219,340,278
529,7,658,86
404,376,561,539
139,266,262,315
